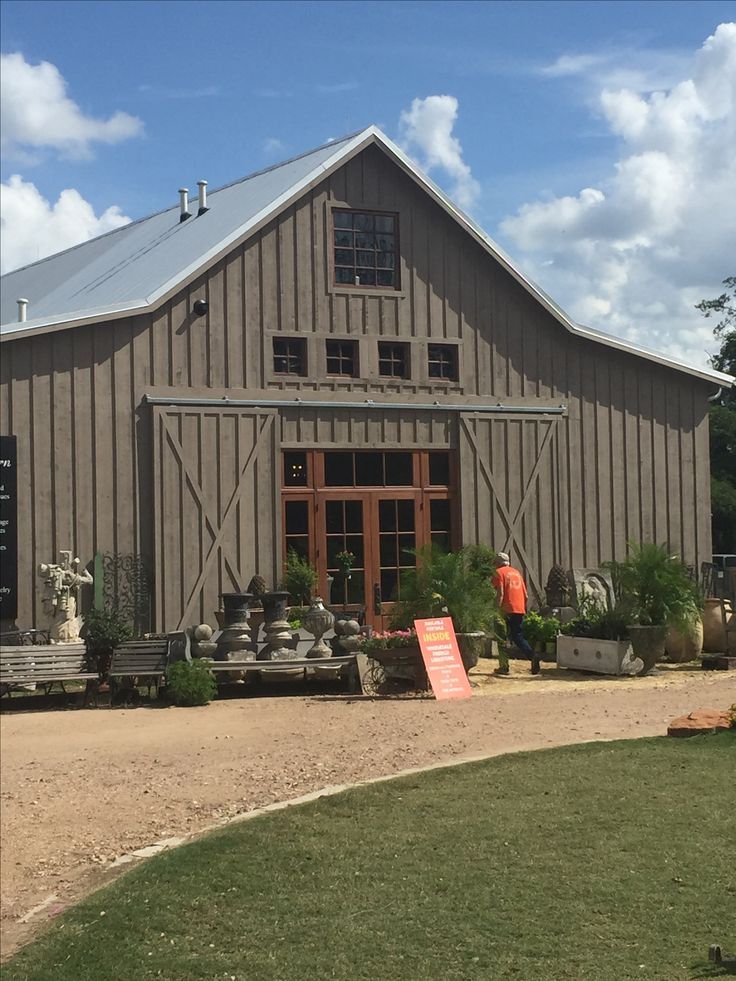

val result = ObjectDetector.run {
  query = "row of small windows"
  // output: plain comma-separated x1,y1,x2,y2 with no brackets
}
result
273,338,458,381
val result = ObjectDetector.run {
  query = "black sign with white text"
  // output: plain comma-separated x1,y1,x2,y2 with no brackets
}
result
0,436,18,621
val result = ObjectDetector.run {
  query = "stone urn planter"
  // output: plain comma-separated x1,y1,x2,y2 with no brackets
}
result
216,592,254,661
455,631,485,674
261,591,296,661
664,620,704,663
628,625,668,676
556,636,641,676
303,597,335,658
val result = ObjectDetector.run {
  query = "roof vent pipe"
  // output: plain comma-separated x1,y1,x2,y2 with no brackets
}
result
179,188,191,222
17,298,28,323
197,180,208,215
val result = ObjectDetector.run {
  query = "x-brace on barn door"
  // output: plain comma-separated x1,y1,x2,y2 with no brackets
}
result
152,406,279,631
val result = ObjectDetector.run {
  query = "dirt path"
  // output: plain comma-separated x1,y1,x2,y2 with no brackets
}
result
2,662,735,959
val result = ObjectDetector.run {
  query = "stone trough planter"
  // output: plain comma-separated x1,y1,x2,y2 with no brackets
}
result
556,636,642,676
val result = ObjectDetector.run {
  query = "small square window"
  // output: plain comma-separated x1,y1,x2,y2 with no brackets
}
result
273,337,306,375
378,342,409,379
326,339,358,377
428,344,458,381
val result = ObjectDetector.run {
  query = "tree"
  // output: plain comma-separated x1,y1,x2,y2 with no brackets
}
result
698,277,736,551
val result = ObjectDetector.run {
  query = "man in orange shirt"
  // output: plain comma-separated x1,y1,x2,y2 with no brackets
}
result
491,552,541,675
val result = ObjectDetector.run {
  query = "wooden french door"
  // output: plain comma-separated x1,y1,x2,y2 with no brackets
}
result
317,490,420,629
282,450,455,629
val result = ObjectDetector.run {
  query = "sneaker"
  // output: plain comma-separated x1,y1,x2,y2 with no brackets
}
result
531,654,541,675
493,665,510,676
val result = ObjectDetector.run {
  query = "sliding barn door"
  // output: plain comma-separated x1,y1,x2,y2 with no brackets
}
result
459,413,562,604
152,406,279,630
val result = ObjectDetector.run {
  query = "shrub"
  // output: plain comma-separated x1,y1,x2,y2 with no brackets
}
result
606,542,703,634
83,606,134,654
390,545,498,634
166,659,217,706
280,549,318,606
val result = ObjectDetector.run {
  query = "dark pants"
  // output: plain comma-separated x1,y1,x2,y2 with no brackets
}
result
505,613,535,658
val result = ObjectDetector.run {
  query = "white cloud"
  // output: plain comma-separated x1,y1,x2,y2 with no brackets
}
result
501,23,736,370
398,95,480,210
262,136,286,156
1,52,143,160
0,175,131,274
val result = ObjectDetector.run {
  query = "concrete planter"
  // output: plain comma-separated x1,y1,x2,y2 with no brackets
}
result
556,635,641,676
455,631,485,674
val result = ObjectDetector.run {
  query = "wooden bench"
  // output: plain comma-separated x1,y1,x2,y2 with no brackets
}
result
203,655,360,692
108,639,170,703
0,643,98,704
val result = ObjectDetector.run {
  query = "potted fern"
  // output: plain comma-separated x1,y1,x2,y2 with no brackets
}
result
606,542,702,676
390,545,500,673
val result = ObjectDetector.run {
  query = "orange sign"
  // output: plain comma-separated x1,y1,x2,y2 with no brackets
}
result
414,617,473,700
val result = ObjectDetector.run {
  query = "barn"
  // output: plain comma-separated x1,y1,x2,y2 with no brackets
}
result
0,126,731,633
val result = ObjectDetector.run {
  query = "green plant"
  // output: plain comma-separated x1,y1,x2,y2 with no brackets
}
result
335,550,356,578
280,549,318,606
166,659,217,706
390,545,498,635
560,605,631,641
606,542,703,635
83,606,133,654
539,616,561,646
462,543,497,579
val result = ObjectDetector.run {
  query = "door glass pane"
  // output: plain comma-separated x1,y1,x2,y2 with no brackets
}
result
380,568,398,601
385,452,413,486
285,500,308,535
286,536,309,560
346,570,364,605
284,451,308,487
397,500,415,531
430,498,450,531
345,500,362,532
325,452,354,486
380,535,397,567
355,451,383,486
325,500,344,534
379,499,396,531
345,535,364,566
398,534,416,564
428,452,450,486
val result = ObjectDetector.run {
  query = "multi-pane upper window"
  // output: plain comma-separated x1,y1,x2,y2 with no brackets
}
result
333,210,398,289
378,342,409,379
326,339,358,376
273,337,306,375
427,344,458,381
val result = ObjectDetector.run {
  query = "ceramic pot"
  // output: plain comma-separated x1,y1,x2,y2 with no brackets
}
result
628,624,667,676
664,619,704,663
702,598,732,653
455,631,485,673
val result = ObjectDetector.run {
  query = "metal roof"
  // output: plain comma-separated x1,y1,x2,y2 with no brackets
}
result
1,125,731,389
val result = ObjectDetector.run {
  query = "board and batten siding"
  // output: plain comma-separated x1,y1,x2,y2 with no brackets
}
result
0,143,713,627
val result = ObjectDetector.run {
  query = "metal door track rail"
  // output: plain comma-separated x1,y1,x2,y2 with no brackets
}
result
145,395,567,416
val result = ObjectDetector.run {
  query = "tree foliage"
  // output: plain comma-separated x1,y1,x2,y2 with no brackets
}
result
698,276,736,551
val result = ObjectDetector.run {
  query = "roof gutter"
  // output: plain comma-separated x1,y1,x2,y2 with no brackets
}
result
143,395,568,415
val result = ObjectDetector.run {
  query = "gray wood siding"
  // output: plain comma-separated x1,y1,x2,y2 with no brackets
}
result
0,143,714,628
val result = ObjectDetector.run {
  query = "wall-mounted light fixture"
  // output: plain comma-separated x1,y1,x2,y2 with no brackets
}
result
193,299,208,316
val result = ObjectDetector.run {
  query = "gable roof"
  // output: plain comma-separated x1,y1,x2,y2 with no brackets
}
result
1,125,731,389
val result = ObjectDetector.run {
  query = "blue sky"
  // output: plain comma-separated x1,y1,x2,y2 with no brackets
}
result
2,0,735,369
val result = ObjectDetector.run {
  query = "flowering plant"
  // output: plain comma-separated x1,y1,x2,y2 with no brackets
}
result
359,628,418,653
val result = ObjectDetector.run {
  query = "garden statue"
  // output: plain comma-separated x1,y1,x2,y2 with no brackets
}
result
569,568,615,613
544,564,571,608
38,550,93,643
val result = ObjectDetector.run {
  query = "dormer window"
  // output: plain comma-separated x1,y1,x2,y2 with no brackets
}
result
333,210,398,289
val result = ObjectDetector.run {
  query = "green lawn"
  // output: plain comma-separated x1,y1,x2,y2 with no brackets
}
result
6,734,735,981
